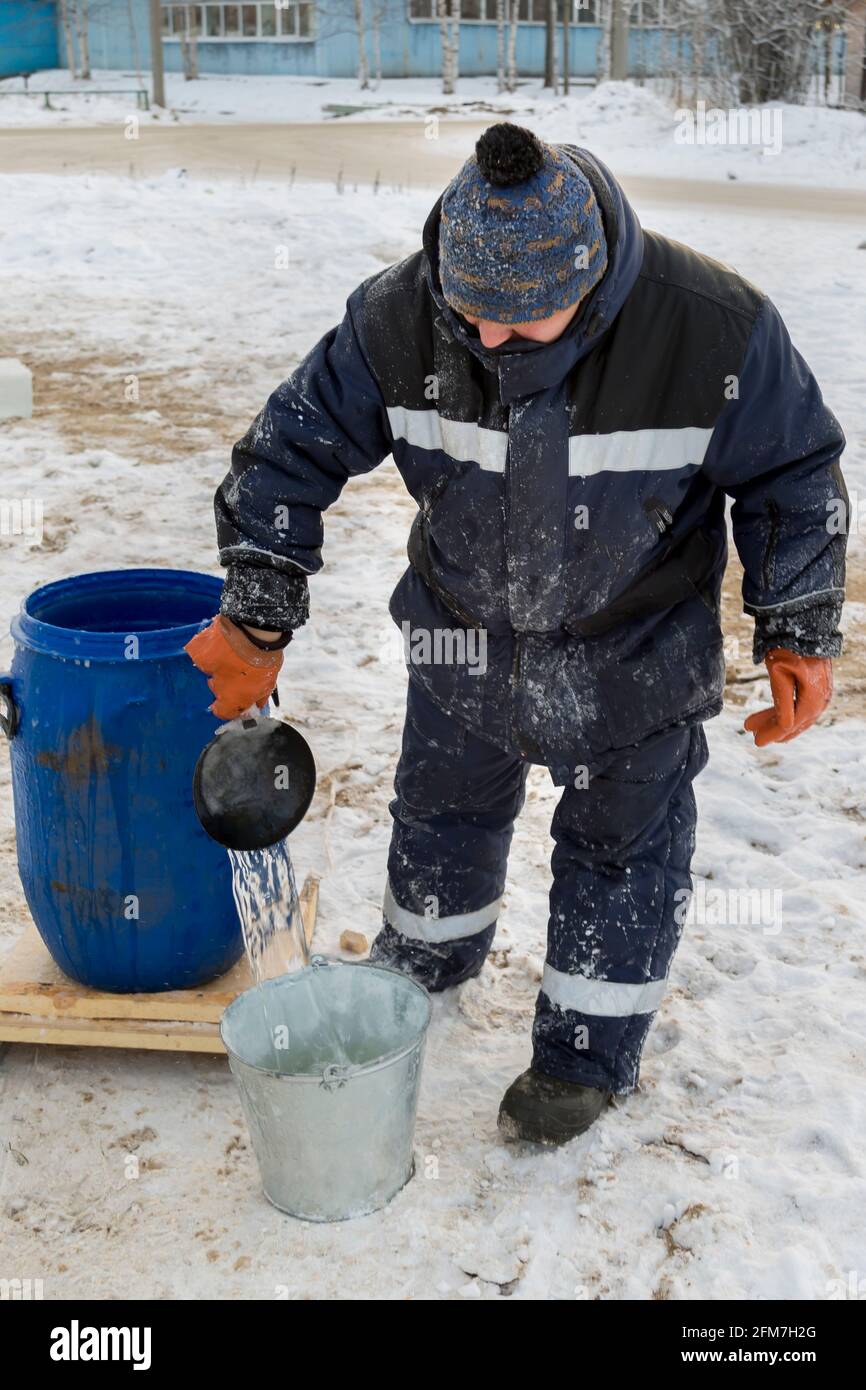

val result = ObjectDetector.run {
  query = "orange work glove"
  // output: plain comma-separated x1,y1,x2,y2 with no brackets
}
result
744,648,833,747
184,615,284,720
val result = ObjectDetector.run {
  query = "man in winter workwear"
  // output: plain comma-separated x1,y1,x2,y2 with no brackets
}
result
188,124,847,1145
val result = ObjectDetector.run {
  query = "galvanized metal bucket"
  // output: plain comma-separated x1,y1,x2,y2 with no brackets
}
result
220,957,432,1222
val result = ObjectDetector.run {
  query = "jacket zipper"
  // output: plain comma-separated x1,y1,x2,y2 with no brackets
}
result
511,633,523,689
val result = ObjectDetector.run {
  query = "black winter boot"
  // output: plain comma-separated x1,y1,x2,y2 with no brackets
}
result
498,1068,611,1145
368,922,494,992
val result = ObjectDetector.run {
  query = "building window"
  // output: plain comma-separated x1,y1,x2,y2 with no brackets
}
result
162,0,314,39
517,0,549,21
408,0,604,21
629,0,666,23
409,0,507,19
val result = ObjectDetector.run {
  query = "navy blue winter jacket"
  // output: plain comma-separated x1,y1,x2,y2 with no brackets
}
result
214,147,847,781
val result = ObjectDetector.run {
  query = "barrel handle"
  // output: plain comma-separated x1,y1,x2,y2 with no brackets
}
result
0,676,17,739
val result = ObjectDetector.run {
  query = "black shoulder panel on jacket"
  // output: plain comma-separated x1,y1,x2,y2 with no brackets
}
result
359,249,508,431
359,252,436,411
639,230,764,321
566,231,764,436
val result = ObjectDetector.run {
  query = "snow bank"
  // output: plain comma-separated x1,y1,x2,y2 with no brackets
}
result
528,81,866,188
1,71,865,189
0,69,537,128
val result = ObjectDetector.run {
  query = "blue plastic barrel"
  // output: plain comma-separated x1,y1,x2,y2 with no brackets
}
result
0,569,243,993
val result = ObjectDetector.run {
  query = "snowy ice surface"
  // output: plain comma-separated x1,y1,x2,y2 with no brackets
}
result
1,71,865,188
0,169,864,1299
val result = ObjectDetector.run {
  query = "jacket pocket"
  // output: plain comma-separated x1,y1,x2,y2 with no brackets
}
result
592,597,725,751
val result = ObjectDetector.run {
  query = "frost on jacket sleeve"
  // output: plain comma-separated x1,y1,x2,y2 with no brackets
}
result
701,296,847,663
214,287,393,631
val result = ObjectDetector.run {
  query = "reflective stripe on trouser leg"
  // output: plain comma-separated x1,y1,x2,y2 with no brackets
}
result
375,680,527,990
533,725,708,1092
383,879,502,944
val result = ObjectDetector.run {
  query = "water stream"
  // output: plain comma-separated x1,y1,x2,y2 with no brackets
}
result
228,840,308,984
228,840,349,1073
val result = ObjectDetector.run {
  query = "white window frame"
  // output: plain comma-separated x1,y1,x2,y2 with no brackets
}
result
629,0,669,26
405,1,670,24
161,1,315,42
406,0,503,22
407,0,606,25
572,0,604,21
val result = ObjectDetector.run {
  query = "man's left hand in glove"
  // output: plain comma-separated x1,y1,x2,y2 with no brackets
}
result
744,648,833,747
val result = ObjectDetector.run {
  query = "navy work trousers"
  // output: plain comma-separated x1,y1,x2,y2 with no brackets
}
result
371,680,708,1093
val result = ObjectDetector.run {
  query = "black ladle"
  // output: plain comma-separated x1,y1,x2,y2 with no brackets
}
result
193,715,316,852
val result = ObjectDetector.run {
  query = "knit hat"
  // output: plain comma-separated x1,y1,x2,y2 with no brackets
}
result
438,123,608,324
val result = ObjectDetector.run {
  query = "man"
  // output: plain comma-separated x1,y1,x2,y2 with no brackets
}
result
188,124,847,1145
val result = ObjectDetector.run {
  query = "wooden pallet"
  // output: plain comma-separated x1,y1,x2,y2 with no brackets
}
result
0,875,319,1056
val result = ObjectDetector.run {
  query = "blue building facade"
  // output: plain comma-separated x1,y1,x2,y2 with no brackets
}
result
0,0,845,84
0,0,58,75
148,0,613,79
0,0,685,81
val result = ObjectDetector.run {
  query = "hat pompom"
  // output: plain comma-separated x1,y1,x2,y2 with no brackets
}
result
475,123,546,187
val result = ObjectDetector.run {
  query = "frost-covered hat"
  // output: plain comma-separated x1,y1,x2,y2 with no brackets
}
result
438,123,608,324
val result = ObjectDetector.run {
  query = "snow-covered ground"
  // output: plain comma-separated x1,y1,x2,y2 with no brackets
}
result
0,168,864,1299
1,70,865,189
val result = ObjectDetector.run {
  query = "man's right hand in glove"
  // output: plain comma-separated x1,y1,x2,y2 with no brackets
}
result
184,615,287,720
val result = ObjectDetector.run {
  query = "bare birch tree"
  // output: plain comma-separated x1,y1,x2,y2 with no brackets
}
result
354,0,370,88
662,0,849,108
609,0,629,81
127,0,143,87
59,0,77,76
370,0,384,87
723,0,826,103
75,0,91,80
506,0,518,90
838,0,865,107
438,0,461,95
179,4,200,80
689,4,705,105
562,0,570,96
496,0,506,93
599,0,612,80
305,0,403,91
148,0,166,107
544,0,555,87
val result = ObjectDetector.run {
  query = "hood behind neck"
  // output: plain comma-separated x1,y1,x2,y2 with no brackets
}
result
421,144,644,403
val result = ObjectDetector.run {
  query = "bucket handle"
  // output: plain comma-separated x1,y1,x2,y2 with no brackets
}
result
310,958,351,1091
0,676,17,739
